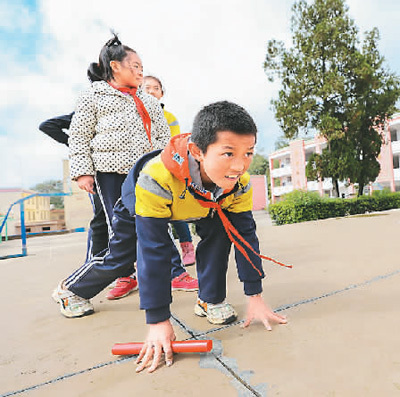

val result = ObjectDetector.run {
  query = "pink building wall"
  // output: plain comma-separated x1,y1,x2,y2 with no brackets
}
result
250,175,268,210
269,156,275,201
289,140,307,190
375,122,396,191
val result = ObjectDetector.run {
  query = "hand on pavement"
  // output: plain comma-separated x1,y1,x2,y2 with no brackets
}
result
242,294,287,331
135,320,176,373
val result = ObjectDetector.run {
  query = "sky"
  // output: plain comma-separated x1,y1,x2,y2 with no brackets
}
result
0,0,399,189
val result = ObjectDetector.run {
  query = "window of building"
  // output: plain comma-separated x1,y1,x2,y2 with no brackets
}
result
393,155,400,169
282,176,292,187
42,226,51,231
390,128,398,142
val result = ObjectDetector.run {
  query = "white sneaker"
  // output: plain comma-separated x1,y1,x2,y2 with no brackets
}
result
194,299,237,325
52,281,94,318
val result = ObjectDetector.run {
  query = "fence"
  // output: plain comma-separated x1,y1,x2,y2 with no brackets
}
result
0,192,70,259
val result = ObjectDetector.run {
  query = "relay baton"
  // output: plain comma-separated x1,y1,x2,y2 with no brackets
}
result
112,340,213,355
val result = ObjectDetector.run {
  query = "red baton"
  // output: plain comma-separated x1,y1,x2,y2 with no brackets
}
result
112,340,213,355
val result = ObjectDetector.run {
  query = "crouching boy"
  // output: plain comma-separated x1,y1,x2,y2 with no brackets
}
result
133,101,288,373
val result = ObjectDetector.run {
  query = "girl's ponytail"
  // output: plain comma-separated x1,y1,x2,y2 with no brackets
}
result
87,33,136,83
87,62,103,82
105,34,122,48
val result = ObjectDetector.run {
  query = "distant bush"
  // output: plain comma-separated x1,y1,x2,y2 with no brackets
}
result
268,190,400,225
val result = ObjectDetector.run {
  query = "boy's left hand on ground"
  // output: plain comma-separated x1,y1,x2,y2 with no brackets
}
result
242,294,287,331
135,320,176,373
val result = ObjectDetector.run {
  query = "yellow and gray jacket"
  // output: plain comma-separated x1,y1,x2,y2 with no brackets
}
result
121,134,265,323
162,105,180,137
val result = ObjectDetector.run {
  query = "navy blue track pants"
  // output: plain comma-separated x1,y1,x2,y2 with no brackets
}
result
66,199,186,299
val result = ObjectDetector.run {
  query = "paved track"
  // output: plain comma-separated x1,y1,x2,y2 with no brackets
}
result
1,209,399,396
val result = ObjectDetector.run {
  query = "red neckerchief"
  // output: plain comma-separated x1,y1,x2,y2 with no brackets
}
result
195,199,292,274
161,134,292,274
108,82,153,149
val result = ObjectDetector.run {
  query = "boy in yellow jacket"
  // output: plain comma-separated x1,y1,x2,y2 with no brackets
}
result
55,101,289,374
132,101,289,372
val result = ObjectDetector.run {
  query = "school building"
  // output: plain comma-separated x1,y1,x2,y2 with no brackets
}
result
0,188,63,236
269,113,400,203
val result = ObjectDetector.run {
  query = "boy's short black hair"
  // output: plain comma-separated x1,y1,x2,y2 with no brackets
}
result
191,101,257,153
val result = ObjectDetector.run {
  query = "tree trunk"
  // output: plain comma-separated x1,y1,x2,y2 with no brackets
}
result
358,182,365,197
332,178,340,198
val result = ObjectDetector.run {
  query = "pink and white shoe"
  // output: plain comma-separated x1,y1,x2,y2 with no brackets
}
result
180,241,195,266
171,272,198,291
106,277,138,300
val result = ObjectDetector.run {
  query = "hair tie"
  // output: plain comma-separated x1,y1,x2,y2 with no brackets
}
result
105,36,121,48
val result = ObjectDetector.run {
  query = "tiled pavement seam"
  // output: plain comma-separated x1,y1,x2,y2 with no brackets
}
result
3,266,400,397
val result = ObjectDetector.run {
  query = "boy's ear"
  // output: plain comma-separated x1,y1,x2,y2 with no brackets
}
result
188,142,204,161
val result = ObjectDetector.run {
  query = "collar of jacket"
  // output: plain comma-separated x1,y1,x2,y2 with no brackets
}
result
160,133,239,202
160,133,292,272
92,80,145,97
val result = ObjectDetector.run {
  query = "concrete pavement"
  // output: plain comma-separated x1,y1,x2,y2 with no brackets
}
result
1,209,400,396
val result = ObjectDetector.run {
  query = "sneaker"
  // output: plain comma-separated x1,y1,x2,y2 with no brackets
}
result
106,277,138,300
52,282,94,318
171,272,198,291
180,242,195,266
107,279,117,289
194,299,237,325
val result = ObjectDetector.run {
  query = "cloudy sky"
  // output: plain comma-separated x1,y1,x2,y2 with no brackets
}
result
1,0,399,189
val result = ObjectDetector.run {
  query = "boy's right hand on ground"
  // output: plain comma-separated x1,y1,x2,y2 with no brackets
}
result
242,294,287,330
135,320,176,373
76,175,95,194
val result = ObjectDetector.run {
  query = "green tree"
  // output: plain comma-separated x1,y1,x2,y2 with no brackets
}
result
30,179,64,209
344,28,400,195
264,0,400,197
248,153,269,175
274,135,290,150
248,153,271,200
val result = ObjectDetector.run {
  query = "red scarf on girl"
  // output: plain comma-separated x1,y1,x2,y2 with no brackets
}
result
108,82,153,149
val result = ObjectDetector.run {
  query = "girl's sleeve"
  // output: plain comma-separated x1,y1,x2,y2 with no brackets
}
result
165,111,181,137
68,90,97,180
148,98,171,149
39,113,73,146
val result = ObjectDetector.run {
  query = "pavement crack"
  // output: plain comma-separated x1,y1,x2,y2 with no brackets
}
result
211,354,264,396
5,268,398,396
171,315,267,396
170,267,400,397
0,357,135,397
274,267,400,313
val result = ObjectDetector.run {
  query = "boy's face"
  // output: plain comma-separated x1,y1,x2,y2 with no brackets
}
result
189,130,255,191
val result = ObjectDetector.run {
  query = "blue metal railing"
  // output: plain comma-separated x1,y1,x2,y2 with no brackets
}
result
0,192,70,259
0,215,9,242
